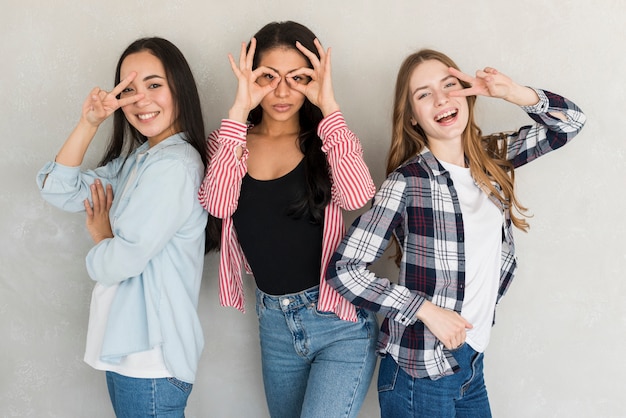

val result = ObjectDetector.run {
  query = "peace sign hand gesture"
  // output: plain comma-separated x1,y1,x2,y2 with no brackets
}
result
81,72,143,127
287,38,340,117
448,67,539,107
228,38,281,123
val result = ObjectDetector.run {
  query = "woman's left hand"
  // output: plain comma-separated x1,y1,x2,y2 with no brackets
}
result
448,67,539,106
84,179,114,244
287,38,340,117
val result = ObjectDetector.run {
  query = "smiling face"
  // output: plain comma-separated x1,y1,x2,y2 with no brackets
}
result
255,47,310,125
408,59,469,147
119,51,179,146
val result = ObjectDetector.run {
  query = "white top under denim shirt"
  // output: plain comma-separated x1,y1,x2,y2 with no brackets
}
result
36,133,207,383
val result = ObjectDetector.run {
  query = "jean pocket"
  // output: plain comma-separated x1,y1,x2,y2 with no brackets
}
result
166,377,193,393
377,355,400,393
313,305,339,319
449,342,466,353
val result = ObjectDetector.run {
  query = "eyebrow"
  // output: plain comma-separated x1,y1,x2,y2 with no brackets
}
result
412,75,457,96
265,66,301,75
142,74,166,82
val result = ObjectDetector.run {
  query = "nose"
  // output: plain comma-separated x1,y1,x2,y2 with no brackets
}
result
130,87,151,107
274,77,290,97
133,94,151,108
433,89,449,106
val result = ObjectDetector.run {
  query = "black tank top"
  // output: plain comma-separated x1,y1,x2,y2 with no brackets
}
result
232,159,323,295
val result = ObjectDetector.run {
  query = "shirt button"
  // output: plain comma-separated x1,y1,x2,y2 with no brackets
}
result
282,299,291,306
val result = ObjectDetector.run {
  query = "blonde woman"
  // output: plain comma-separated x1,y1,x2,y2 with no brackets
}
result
327,49,586,417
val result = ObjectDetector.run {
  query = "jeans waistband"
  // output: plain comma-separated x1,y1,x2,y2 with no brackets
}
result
256,285,319,311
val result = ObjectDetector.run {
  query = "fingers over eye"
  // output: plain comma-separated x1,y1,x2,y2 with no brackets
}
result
112,72,137,97
286,69,313,85
448,67,472,84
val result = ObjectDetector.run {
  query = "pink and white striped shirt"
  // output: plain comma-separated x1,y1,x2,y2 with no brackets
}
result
198,111,375,321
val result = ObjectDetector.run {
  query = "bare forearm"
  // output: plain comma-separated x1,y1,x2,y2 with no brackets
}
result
55,119,99,166
504,83,540,107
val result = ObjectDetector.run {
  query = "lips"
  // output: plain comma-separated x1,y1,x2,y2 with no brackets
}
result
434,108,458,124
137,111,159,121
272,104,292,113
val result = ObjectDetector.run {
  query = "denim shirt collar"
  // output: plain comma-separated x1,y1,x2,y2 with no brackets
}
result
140,132,188,155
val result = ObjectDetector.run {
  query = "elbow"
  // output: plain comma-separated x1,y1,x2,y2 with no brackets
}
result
342,195,373,212
86,243,147,286
87,259,144,286
325,264,338,288
198,190,234,219
576,111,587,133
325,256,348,291
339,186,375,211
206,204,235,220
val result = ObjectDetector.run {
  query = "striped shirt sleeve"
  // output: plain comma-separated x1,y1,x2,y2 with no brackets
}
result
198,119,249,218
318,111,376,210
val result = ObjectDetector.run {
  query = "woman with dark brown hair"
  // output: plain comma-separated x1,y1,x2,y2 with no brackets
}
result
199,21,377,418
37,37,219,417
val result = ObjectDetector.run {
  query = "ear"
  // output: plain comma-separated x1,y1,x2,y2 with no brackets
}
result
410,117,417,126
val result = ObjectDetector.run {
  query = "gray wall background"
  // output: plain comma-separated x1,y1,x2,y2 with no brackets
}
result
1,1,623,417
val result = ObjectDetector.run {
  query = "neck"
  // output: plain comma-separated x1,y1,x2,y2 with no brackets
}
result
148,127,179,148
255,115,300,138
427,139,466,167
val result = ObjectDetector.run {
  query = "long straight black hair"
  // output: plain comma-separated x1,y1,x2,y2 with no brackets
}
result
248,21,332,224
100,37,220,252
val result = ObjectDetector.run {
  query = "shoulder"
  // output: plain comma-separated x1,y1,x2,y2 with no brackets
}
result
155,136,202,166
145,138,204,183
395,155,432,179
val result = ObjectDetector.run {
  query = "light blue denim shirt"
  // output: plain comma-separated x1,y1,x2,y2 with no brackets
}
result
36,133,208,383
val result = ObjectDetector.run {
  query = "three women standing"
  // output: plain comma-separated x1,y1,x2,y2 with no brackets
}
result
36,27,586,418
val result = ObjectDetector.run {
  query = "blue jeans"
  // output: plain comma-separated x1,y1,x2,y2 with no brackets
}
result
106,371,192,418
378,344,491,418
255,286,378,418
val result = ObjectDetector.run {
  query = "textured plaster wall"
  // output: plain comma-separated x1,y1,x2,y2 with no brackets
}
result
1,1,623,417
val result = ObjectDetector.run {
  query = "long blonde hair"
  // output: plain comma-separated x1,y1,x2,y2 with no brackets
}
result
387,49,528,265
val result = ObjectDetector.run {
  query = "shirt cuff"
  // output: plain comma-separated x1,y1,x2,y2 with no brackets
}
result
219,119,248,142
317,110,346,140
520,88,549,114
393,294,426,326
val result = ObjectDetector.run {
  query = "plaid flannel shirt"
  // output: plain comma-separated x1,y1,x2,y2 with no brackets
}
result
327,89,586,379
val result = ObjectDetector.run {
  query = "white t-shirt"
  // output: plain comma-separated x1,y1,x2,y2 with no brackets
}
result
440,161,502,353
83,283,171,378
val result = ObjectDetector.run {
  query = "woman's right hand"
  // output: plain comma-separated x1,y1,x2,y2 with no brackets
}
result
84,178,114,244
227,38,280,123
416,300,473,350
81,71,144,127
54,72,145,167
